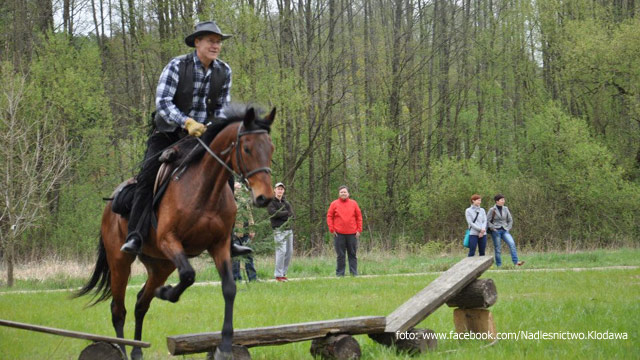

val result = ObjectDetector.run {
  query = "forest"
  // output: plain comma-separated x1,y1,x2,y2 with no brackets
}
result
1,0,639,274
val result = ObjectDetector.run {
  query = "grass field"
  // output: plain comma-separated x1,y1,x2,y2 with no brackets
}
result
0,249,639,359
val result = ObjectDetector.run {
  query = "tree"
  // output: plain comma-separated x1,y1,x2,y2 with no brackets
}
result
0,64,72,286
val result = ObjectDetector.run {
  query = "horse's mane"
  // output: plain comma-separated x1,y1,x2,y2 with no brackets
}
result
174,103,272,167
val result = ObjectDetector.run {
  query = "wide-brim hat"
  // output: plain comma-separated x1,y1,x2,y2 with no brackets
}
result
185,21,232,47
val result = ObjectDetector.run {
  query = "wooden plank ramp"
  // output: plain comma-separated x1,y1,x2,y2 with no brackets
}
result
0,319,150,348
384,256,493,333
167,316,386,355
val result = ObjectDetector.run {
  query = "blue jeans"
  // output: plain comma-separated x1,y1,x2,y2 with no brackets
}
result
467,234,487,257
491,230,519,266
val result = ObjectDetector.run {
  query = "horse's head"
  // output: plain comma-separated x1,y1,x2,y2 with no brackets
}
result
231,106,276,207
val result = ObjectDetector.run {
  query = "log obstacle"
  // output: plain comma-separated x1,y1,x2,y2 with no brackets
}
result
385,256,494,333
167,316,385,355
0,319,150,360
446,278,499,340
310,334,362,360
78,342,126,360
446,278,497,309
167,256,496,359
452,308,497,339
368,328,437,355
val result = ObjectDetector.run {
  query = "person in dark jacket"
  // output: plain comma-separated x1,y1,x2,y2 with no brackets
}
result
120,21,248,257
232,182,257,281
487,194,524,267
267,182,294,282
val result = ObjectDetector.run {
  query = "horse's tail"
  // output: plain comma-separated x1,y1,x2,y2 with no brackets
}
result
73,233,112,305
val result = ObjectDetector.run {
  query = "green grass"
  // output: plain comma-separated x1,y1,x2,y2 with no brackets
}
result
2,247,639,292
0,250,638,359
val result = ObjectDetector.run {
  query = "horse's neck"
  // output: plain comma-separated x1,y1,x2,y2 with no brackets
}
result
191,124,238,204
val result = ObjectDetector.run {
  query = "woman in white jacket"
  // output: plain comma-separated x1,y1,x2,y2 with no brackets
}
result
465,194,487,257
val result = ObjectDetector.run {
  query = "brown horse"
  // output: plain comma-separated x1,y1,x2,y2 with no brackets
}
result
76,105,276,360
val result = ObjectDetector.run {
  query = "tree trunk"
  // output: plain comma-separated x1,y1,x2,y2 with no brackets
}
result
78,342,126,360
310,334,361,360
206,346,251,360
453,308,497,339
7,241,14,287
369,328,437,355
446,278,497,309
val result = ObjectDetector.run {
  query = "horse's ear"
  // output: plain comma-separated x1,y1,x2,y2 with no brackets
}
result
265,107,276,125
244,107,256,128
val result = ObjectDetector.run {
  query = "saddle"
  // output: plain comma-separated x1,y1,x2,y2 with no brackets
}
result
109,147,182,220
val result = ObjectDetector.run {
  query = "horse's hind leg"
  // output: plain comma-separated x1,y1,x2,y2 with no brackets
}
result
154,233,195,303
131,259,175,360
209,245,236,359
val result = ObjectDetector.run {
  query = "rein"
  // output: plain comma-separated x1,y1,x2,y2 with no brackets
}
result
195,123,271,185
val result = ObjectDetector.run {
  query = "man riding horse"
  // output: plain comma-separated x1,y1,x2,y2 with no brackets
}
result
121,20,251,257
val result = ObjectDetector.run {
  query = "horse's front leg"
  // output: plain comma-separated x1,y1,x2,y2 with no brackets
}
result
131,259,175,360
154,232,195,303
209,239,235,360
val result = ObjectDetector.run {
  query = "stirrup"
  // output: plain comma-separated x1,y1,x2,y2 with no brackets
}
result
121,233,142,254
231,243,253,257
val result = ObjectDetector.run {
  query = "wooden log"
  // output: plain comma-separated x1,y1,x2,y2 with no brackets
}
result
453,309,496,339
310,334,361,360
78,342,126,360
0,319,150,348
205,345,251,360
368,328,437,355
167,316,386,355
446,279,497,309
385,256,494,333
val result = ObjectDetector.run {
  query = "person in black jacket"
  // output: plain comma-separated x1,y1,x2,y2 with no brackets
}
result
267,182,294,281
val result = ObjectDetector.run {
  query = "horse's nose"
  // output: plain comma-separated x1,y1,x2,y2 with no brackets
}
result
255,195,271,208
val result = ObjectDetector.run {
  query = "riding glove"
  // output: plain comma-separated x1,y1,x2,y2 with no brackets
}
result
185,118,206,137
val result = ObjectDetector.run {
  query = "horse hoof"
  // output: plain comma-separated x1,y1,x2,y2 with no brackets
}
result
131,347,143,360
155,285,181,303
213,347,233,360
154,285,172,300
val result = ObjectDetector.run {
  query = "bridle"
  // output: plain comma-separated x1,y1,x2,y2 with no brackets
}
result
195,122,272,185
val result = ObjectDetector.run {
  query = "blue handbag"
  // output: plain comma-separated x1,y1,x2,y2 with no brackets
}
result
463,211,479,248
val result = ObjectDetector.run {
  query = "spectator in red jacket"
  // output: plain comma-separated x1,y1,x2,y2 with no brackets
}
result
327,185,363,276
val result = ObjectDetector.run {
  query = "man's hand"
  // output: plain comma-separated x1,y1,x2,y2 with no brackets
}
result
356,232,361,240
185,118,206,137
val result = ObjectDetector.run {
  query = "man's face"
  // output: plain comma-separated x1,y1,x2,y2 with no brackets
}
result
275,186,285,198
194,33,222,64
234,182,242,193
339,188,349,200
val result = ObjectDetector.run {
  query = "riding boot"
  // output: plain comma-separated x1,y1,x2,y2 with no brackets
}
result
121,232,143,254
121,186,153,255
231,243,253,257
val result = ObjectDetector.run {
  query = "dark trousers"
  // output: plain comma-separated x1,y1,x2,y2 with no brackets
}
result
467,234,487,257
334,233,358,276
232,235,257,281
127,130,182,242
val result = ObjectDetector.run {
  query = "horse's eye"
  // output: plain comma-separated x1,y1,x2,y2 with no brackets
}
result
243,146,251,154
